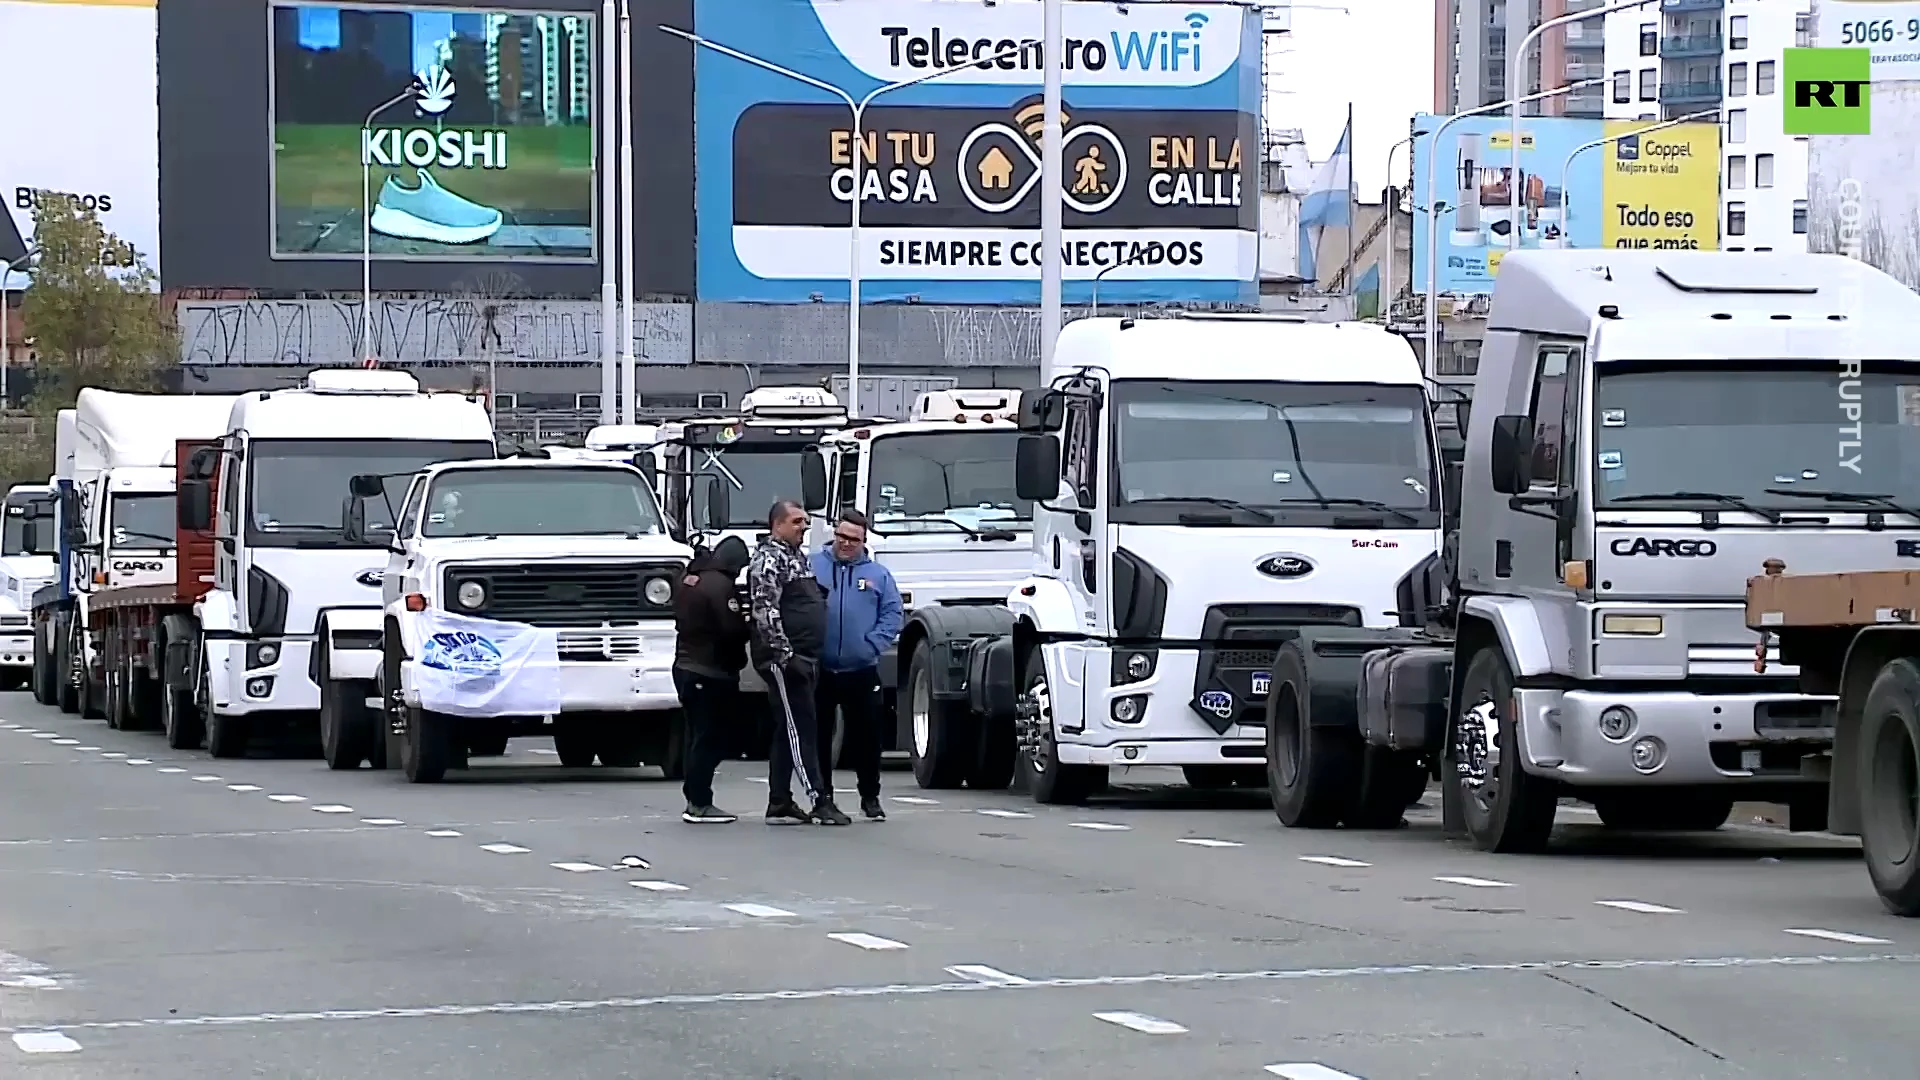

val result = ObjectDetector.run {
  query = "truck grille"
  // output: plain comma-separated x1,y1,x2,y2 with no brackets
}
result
443,562,681,627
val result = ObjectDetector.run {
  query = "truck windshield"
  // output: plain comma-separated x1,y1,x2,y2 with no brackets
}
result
1593,360,1920,508
3,498,55,556
422,468,665,538
110,493,177,548
248,439,496,547
866,430,1031,534
1108,380,1440,526
686,446,804,529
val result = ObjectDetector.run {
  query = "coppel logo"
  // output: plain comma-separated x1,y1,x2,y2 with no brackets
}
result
1642,139,1692,159
1615,134,1640,161
1785,47,1872,135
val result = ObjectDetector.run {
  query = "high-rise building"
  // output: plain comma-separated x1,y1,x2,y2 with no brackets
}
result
1433,0,1607,119
1602,0,1809,251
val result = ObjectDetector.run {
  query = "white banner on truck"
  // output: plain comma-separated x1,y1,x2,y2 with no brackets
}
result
413,611,563,719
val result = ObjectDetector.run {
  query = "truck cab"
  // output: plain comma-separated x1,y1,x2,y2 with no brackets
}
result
0,482,55,690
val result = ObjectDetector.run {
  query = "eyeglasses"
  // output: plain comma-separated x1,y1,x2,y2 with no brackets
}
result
833,532,864,544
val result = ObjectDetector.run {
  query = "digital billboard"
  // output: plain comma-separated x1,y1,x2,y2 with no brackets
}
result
269,3,596,262
1411,114,1719,294
692,0,1261,305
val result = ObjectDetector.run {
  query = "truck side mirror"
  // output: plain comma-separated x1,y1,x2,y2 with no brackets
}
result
1442,461,1463,519
348,473,386,499
186,445,219,482
696,475,731,534
1015,435,1061,502
19,521,36,554
1488,415,1535,495
178,480,213,532
343,495,369,545
1018,390,1066,433
799,448,828,512
63,523,87,549
633,453,657,486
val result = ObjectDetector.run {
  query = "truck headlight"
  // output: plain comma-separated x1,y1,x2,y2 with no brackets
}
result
644,577,673,605
455,581,486,609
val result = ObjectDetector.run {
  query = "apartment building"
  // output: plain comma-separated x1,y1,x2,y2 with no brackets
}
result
1433,0,1609,118
1602,0,1810,251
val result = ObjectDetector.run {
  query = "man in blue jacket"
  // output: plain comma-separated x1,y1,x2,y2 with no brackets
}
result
811,509,903,821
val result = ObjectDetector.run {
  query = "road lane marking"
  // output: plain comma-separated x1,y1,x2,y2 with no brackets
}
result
425,830,462,838
0,952,57,989
227,785,262,793
1265,1065,1363,1079
74,746,99,751
124,758,152,765
725,903,796,919
361,819,404,826
311,805,354,814
1299,856,1372,868
1434,875,1512,888
11,1032,80,1053
630,881,689,892
550,862,603,872
98,752,125,759
976,809,1030,819
192,776,221,782
827,932,909,951
266,795,306,803
479,843,529,854
944,965,1031,985
1596,900,1684,914
1070,822,1131,831
50,739,77,746
1784,928,1892,945
1176,838,1242,848
890,796,938,805
30,732,55,739
156,767,186,774
1092,1011,1186,1035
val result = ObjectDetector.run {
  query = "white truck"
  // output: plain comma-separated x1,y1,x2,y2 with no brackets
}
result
327,458,693,782
0,481,56,692
168,370,496,757
36,390,240,723
895,314,1447,806
797,388,1033,781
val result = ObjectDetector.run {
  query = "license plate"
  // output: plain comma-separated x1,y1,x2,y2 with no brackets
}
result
1741,748,1762,771
1251,671,1271,696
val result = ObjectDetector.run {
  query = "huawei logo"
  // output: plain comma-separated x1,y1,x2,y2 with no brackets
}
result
414,65,455,115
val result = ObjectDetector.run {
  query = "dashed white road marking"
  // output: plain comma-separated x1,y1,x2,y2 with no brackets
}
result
267,794,306,803
1265,1065,1363,1080
890,796,938,805
976,809,1031,819
311,805,354,814
74,746,99,751
0,974,56,989
361,819,404,826
10,1031,80,1054
98,752,125,759
425,830,462,838
827,932,909,951
50,739,77,746
1299,855,1372,868
1596,900,1684,915
156,767,186,774
725,903,797,919
550,862,603,873
1434,875,1512,888
630,880,689,892
192,776,221,783
0,952,58,990
227,784,262,793
1784,928,1892,945
124,758,152,766
1070,822,1131,831
30,732,57,739
1176,838,1242,848
944,964,1031,986
1092,1011,1186,1035
479,843,530,854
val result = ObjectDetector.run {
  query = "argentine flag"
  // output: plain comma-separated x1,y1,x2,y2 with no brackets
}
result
1298,119,1353,281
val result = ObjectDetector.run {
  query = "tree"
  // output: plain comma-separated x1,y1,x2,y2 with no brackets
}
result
0,193,172,489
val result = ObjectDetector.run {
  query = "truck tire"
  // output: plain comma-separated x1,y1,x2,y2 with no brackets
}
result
129,663,162,731
553,717,598,768
905,645,973,789
968,711,1018,792
103,644,128,731
1592,792,1733,831
1859,658,1920,915
1451,648,1558,853
1265,646,1360,828
205,707,249,759
81,670,105,720
34,622,56,705
162,663,203,751
1344,747,1427,829
401,705,459,783
1015,645,1099,806
319,673,376,771
55,614,78,714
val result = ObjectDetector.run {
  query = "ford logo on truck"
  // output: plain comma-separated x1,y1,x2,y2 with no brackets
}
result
1610,538,1717,557
1255,553,1314,579
355,569,383,587
112,560,165,572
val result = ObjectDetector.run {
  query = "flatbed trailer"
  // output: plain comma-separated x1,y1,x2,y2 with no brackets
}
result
1747,560,1920,914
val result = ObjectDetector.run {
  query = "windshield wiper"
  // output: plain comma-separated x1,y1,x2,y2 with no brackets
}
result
114,530,177,546
1611,491,1781,523
1268,497,1419,525
1126,496,1276,523
1763,488,1920,520
876,516,1021,542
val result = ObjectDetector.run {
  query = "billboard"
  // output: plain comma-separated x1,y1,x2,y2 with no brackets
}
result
269,3,596,263
1411,114,1719,294
692,0,1262,304
0,0,158,290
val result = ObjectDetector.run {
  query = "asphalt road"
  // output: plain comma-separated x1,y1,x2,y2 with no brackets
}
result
3,695,1918,1079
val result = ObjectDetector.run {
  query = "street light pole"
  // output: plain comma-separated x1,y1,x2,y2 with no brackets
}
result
1089,253,1145,316
599,0,618,426
1380,135,1411,320
1039,0,1063,384
1,249,37,407
659,27,1030,403
1422,79,1604,379
1507,0,1655,249
619,0,637,425
1557,109,1722,247
361,86,418,367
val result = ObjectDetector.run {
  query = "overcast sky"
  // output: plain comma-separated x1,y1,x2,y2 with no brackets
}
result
1267,0,1434,197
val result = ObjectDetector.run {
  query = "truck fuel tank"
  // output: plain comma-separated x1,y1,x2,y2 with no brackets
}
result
1358,644,1454,752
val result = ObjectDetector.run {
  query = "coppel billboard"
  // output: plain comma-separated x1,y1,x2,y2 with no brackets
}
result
689,0,1261,304
1411,113,1720,294
269,3,597,263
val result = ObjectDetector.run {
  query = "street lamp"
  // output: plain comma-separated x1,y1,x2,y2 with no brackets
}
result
1422,79,1605,379
1556,109,1723,247
1089,252,1147,316
1,247,36,406
1379,134,1412,319
659,27,1033,401
361,84,419,368
1506,0,1656,248
619,0,637,424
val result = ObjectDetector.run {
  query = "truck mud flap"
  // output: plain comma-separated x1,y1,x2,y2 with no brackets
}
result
910,604,1016,703
966,636,1018,721
1358,644,1453,751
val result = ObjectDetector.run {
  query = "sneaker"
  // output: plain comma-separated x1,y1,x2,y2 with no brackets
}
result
860,797,886,821
765,800,811,826
682,804,737,824
370,168,505,245
811,800,852,826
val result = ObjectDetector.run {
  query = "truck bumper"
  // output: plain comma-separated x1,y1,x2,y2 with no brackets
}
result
1515,687,1833,786
1055,645,1268,766
0,631,33,669
399,657,679,715
209,638,320,715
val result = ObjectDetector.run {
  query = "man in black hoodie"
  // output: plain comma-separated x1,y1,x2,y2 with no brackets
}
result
673,535,752,823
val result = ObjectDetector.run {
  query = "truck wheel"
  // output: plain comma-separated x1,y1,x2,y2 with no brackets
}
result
129,665,162,731
1858,658,1920,915
401,705,457,783
205,704,250,758
33,623,56,705
596,719,645,768
968,709,1018,791
162,664,203,751
1344,747,1426,829
1265,651,1360,828
319,674,375,771
553,718,598,768
1451,648,1558,853
1592,792,1733,831
906,646,973,789
55,614,79,714
103,652,127,731
1015,645,1098,806
81,671,105,720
